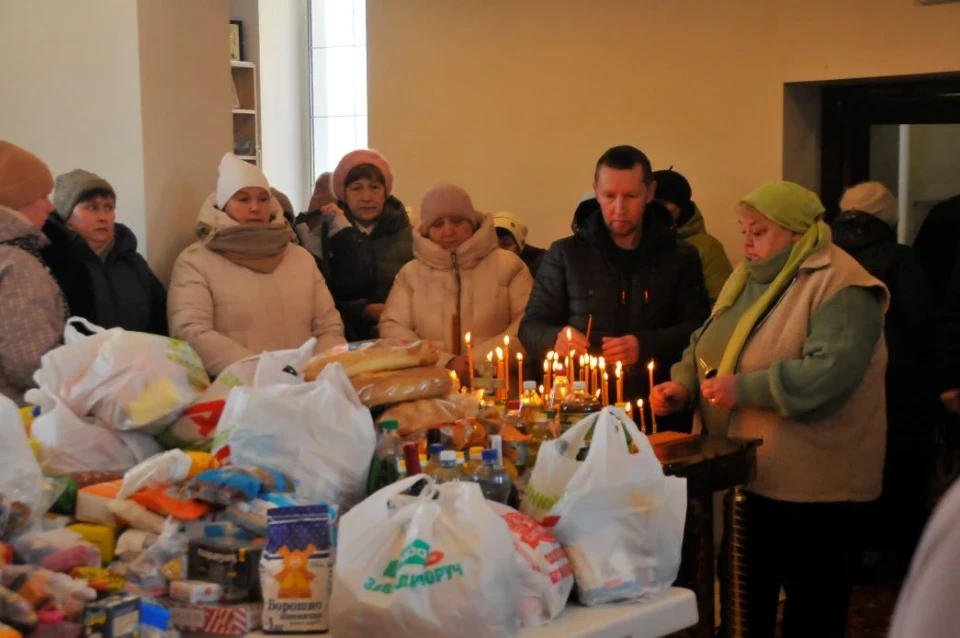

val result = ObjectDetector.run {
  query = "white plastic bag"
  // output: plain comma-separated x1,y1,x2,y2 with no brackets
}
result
210,363,375,508
0,395,44,489
31,399,162,474
161,338,316,448
118,450,193,499
522,406,686,605
330,475,521,637
27,319,210,433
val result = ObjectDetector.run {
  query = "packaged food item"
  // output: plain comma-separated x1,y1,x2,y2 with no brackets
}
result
117,449,193,499
39,543,100,574
138,601,170,638
164,599,261,635
184,450,219,478
71,567,125,597
377,394,476,437
260,505,334,634
304,339,439,380
487,502,574,627
183,520,255,543
12,529,84,565
82,593,140,638
66,523,115,564
130,485,211,521
114,530,158,562
105,500,165,535
183,466,293,506
222,495,302,537
350,367,452,408
124,524,188,598
74,480,123,527
187,539,263,602
169,579,224,604
0,586,36,633
3,566,97,621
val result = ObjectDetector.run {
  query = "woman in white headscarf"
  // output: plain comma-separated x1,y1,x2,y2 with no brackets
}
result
168,153,345,376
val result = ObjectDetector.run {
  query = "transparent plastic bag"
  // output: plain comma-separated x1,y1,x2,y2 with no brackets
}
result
351,367,452,408
305,339,440,380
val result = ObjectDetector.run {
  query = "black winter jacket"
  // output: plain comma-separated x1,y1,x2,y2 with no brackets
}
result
519,199,709,400
520,244,546,279
43,216,167,334
913,193,960,303
938,252,960,393
832,212,938,435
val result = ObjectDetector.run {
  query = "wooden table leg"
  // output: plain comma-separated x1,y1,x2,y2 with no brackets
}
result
675,491,714,638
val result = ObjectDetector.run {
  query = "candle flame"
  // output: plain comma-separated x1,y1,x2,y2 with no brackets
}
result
464,331,471,344
638,398,644,408
495,347,504,360
547,350,555,360
566,328,572,340
539,384,544,395
599,356,605,370
616,367,622,379
603,372,609,381
647,360,655,371
517,352,523,361
543,360,549,372
590,356,598,368
503,335,510,347
595,389,601,399
486,352,493,362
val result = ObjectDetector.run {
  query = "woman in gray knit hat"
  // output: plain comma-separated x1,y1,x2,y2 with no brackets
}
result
47,168,168,334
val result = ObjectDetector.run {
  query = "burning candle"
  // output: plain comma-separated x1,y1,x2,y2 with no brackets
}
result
616,362,623,404
543,359,551,395
517,352,523,394
647,360,657,433
503,336,511,398
603,372,610,405
565,329,573,384
569,349,576,385
538,384,545,402
590,356,599,396
637,399,647,434
495,347,505,401
464,331,474,387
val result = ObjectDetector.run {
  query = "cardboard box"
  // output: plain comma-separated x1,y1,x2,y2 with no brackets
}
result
82,593,140,638
169,579,223,604
163,599,261,635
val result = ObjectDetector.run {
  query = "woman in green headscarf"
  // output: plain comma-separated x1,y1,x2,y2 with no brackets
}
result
652,181,889,638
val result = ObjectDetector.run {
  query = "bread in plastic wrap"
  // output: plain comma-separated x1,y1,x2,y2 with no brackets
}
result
350,367,451,408
304,339,439,381
377,393,477,437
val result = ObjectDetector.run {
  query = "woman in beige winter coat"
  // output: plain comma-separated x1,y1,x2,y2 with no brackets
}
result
168,154,345,377
380,183,533,382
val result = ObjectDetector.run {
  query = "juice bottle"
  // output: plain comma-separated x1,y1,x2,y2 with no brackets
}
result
519,381,545,425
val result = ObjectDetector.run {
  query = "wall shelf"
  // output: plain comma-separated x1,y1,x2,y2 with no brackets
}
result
231,61,259,166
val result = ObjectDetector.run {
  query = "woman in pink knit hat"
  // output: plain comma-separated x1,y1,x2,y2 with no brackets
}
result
295,149,413,341
380,183,533,382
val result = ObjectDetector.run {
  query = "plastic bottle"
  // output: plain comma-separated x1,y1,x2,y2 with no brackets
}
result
559,381,602,434
424,444,444,478
549,374,572,409
434,450,467,484
473,449,514,503
528,414,556,467
519,381,545,425
367,420,402,494
501,400,530,475
403,443,427,497
464,446,485,477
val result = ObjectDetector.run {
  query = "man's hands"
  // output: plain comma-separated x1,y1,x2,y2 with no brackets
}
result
553,326,589,357
602,335,640,366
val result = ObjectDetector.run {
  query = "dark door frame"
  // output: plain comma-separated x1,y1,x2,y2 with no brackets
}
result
818,74,960,220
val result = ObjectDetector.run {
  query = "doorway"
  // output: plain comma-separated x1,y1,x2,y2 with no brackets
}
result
816,74,960,238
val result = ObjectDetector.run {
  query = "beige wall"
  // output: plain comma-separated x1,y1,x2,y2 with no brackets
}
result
368,0,960,262
0,0,231,284
0,0,147,241
137,0,232,284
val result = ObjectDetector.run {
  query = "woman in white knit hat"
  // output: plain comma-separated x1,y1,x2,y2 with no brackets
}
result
380,183,533,383
168,153,345,376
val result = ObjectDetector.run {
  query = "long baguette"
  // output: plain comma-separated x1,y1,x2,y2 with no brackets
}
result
305,339,440,381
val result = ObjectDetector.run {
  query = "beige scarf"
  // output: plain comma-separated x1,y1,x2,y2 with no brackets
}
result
196,196,293,274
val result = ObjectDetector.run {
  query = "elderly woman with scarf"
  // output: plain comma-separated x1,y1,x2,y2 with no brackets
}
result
652,182,889,638
168,154,345,376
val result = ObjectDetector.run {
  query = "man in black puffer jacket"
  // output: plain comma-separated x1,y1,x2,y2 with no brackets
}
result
833,181,938,581
520,145,709,430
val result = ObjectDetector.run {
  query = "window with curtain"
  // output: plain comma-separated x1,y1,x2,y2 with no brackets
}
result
309,0,367,178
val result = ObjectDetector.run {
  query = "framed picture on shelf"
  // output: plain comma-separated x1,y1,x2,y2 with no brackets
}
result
229,20,243,61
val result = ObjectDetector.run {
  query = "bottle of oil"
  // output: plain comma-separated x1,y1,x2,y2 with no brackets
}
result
559,381,602,434
527,414,556,469
519,381,545,425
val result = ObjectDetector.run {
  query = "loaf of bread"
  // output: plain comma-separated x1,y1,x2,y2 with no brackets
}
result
378,394,477,437
305,339,440,381
351,366,452,408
